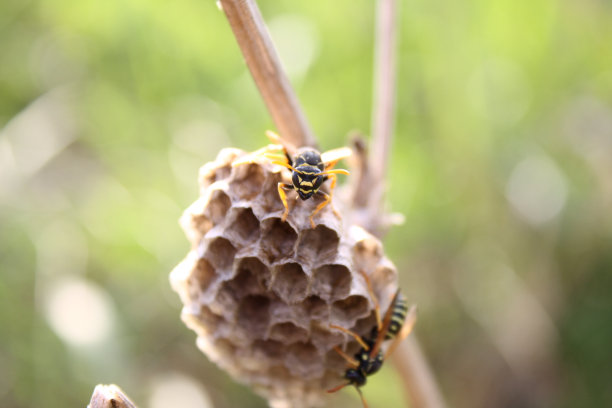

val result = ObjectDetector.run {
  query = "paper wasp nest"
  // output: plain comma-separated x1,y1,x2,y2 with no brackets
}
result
170,148,398,407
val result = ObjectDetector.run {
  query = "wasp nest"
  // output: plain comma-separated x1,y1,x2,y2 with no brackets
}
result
170,148,399,407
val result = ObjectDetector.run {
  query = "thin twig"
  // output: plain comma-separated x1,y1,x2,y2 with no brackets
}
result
394,337,448,408
218,0,317,148
370,0,398,191
367,1,449,408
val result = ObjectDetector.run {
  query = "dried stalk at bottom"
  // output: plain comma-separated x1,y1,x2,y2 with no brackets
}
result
170,147,400,407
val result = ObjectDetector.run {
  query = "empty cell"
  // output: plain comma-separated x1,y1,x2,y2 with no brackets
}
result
236,295,271,338
190,258,216,293
219,263,265,302
227,207,260,243
204,238,237,270
300,295,329,321
260,218,297,262
259,172,285,213
251,339,286,361
230,163,266,200
270,263,308,303
205,189,231,225
331,295,369,325
311,264,351,301
285,342,323,379
268,322,309,344
236,256,270,288
295,226,339,266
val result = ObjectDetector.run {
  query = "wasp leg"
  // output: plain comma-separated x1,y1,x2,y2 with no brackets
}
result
332,346,360,368
278,183,293,222
329,324,370,351
232,144,285,166
327,173,341,218
355,386,369,408
310,191,330,228
358,270,382,331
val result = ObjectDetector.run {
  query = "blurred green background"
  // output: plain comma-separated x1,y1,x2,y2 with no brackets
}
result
1,0,612,407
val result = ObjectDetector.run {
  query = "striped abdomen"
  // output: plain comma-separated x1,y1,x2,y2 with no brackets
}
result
385,293,409,340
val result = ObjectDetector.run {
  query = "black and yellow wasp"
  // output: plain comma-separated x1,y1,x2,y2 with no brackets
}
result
328,288,417,408
234,131,351,228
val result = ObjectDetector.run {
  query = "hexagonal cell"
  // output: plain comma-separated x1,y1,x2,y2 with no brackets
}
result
260,217,298,262
311,264,351,302
285,342,324,379
330,295,370,326
268,321,310,344
236,256,271,289
204,189,231,226
189,257,216,294
251,339,287,363
258,172,285,214
295,226,340,267
372,259,397,294
236,295,271,338
270,263,308,303
204,237,237,270
217,261,266,307
300,295,329,321
226,207,260,244
230,162,266,200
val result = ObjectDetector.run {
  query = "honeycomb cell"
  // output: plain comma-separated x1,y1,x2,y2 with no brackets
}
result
295,226,340,267
204,237,237,270
300,295,329,321
270,263,308,303
205,188,231,226
259,172,285,214
330,295,370,326
237,295,271,338
268,322,309,344
285,342,323,379
260,218,298,262
191,257,216,294
226,207,260,244
231,162,266,200
311,264,351,301
252,339,287,362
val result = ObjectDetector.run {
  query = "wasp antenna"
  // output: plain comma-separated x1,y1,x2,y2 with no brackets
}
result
271,160,301,173
321,168,350,176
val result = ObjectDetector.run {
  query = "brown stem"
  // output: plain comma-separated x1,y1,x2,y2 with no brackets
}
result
370,0,398,191
368,1,449,407
218,0,317,148
394,337,448,408
88,384,137,408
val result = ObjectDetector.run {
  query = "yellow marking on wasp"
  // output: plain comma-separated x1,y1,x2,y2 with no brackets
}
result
300,181,313,187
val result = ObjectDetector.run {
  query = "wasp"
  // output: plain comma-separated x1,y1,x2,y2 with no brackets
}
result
328,288,417,408
234,131,351,228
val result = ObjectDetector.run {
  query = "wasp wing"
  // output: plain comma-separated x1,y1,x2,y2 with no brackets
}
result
321,147,352,169
368,290,400,359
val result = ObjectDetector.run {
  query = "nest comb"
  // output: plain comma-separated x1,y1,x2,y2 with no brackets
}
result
170,147,399,407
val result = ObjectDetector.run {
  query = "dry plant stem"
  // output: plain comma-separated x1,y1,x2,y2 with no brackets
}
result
219,0,317,148
393,337,447,408
88,384,137,408
369,0,398,209
368,1,448,407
